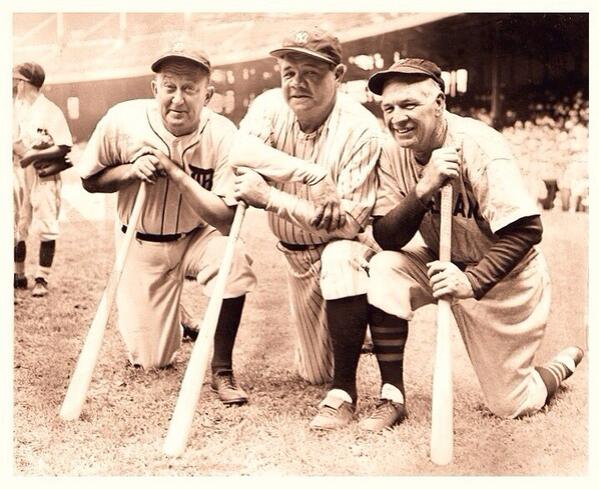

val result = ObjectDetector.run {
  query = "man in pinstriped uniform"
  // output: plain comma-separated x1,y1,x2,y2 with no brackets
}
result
77,41,256,405
232,28,383,429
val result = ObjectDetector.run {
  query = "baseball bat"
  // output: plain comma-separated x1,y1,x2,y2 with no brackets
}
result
163,201,248,457
59,183,148,421
430,183,454,465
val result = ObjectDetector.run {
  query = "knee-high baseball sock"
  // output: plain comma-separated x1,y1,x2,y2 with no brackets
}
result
211,295,246,374
14,241,26,276
326,294,369,402
39,240,56,268
535,346,584,402
368,305,408,398
37,240,56,282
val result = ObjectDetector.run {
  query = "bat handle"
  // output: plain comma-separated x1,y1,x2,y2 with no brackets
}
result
430,182,454,465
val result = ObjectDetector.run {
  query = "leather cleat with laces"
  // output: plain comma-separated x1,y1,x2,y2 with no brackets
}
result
359,399,407,431
211,370,249,405
31,277,48,297
309,391,355,431
181,323,199,342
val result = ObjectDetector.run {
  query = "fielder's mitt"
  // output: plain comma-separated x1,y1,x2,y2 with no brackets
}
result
33,155,73,177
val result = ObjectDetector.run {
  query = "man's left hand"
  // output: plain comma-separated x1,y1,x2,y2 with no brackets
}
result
310,175,346,232
234,167,270,209
426,260,474,300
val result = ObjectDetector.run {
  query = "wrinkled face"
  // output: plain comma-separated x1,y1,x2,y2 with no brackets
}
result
279,54,342,124
380,78,445,151
151,60,212,137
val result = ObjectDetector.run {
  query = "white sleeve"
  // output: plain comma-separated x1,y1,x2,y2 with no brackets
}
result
76,112,125,179
47,105,73,147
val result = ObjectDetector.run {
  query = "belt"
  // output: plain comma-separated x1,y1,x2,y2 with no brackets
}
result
121,225,186,243
279,241,321,251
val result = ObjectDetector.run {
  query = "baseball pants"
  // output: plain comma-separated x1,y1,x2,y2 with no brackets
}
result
368,245,551,418
278,238,377,385
16,166,61,243
115,224,256,369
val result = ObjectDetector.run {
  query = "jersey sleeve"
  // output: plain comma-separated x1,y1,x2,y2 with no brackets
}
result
77,109,126,179
46,104,73,147
210,119,238,207
238,91,275,144
373,141,404,218
465,134,539,233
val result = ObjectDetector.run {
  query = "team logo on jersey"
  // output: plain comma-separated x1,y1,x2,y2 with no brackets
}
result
189,165,214,190
294,31,309,45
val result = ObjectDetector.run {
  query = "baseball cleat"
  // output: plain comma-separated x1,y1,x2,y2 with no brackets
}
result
211,370,248,405
550,346,585,378
309,391,355,431
31,277,48,297
359,399,407,431
181,323,199,342
14,274,28,290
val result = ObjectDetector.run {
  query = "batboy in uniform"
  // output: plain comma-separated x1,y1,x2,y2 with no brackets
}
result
232,28,383,430
360,58,584,430
77,41,256,405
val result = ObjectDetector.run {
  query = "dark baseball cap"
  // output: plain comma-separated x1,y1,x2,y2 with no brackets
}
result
13,62,45,88
270,28,342,66
368,58,445,95
151,40,211,74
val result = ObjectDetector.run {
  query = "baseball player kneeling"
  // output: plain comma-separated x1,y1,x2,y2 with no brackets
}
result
77,42,256,405
359,58,584,431
231,28,383,430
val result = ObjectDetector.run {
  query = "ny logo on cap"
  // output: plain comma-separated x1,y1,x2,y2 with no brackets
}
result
294,31,309,45
172,41,185,53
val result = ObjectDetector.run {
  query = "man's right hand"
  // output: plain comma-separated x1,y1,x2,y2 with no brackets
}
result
310,175,346,232
128,147,161,184
415,147,460,204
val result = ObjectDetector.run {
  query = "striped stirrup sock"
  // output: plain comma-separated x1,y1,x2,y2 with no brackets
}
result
535,346,584,401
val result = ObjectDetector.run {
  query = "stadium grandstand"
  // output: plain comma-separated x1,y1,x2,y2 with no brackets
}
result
13,12,588,210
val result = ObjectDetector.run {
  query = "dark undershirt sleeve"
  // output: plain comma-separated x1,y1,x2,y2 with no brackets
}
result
464,215,543,300
373,188,430,251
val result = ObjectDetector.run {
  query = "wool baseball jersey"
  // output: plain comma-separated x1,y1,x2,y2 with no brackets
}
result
78,99,236,235
15,94,73,153
374,111,540,265
239,88,382,245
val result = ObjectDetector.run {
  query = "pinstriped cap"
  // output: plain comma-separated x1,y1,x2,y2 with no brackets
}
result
270,28,342,66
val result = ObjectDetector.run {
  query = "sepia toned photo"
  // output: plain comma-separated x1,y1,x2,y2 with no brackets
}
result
8,6,590,478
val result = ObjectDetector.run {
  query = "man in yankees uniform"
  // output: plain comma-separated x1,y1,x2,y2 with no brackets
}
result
360,58,583,430
77,42,256,405
232,28,382,429
13,62,73,297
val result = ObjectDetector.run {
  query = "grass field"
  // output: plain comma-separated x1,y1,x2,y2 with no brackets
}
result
12,174,588,476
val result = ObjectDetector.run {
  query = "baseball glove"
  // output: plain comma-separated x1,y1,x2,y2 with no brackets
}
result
31,128,54,150
33,155,73,177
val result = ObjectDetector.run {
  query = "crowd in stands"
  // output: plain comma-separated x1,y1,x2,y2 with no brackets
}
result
453,91,588,212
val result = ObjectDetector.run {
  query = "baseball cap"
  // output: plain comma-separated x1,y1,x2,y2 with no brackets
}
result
270,28,342,66
13,62,45,88
151,40,211,73
368,58,445,95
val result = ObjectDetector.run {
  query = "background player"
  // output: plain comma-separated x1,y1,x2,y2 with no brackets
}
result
13,62,73,297
361,58,584,430
77,42,256,405
232,28,382,429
